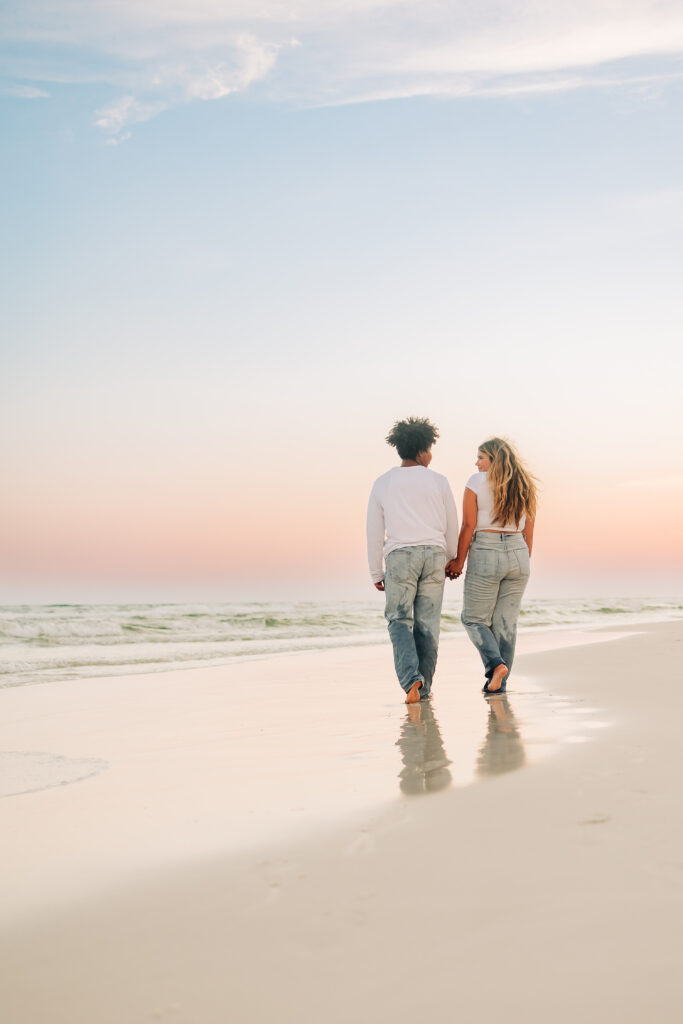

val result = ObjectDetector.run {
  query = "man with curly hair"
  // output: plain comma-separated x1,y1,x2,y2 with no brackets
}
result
367,417,459,703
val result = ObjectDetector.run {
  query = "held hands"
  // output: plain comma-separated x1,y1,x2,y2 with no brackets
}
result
445,559,464,580
374,559,462,588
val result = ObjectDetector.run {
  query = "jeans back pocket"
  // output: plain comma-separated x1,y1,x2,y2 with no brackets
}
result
425,550,447,583
468,547,498,578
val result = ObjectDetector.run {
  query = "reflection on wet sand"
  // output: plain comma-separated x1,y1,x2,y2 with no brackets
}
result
397,693,529,795
396,703,453,795
476,694,526,777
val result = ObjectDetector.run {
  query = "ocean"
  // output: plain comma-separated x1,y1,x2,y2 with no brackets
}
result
1,598,681,689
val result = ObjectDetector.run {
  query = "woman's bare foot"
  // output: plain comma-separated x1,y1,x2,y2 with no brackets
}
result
405,680,422,704
487,664,509,693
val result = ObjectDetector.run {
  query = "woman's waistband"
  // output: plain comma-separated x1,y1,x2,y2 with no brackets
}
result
471,531,527,549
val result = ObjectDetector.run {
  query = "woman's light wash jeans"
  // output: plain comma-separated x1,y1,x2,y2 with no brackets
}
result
461,532,530,689
384,545,446,698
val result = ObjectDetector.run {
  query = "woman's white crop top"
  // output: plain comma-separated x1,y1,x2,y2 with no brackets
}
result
465,472,526,532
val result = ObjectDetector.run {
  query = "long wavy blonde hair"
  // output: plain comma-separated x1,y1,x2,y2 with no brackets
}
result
479,437,538,527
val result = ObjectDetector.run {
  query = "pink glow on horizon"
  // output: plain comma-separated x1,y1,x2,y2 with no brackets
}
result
5,458,683,592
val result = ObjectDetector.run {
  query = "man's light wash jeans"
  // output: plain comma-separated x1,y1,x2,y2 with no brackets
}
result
461,532,530,690
384,545,446,698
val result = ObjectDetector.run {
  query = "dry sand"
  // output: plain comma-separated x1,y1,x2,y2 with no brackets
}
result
1,621,681,1022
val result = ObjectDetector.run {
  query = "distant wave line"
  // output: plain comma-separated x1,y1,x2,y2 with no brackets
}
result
0,598,681,689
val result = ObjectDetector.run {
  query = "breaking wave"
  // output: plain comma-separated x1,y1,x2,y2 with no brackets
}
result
1,597,680,689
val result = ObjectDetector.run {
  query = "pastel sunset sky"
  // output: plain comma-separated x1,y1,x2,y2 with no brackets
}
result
2,1,682,601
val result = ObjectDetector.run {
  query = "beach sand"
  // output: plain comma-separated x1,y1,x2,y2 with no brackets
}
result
1,621,681,1022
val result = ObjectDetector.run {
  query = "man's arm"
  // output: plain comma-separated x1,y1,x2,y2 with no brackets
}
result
443,479,460,561
366,485,386,589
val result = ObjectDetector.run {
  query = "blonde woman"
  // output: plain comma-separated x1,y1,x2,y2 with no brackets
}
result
446,438,537,694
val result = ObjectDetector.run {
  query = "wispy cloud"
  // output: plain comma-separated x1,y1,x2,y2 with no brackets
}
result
93,94,166,143
2,83,49,99
90,33,286,139
3,1,683,138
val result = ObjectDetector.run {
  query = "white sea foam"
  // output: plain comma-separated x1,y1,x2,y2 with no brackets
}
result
0,598,680,689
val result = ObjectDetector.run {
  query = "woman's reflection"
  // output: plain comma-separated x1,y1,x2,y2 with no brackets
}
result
396,702,452,795
476,694,526,777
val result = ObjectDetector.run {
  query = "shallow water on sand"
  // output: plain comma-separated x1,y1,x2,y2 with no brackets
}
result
0,630,617,922
143,631,615,855
394,631,614,794
394,680,604,795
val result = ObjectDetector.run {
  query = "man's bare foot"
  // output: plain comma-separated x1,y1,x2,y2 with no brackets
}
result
405,680,422,704
488,664,509,693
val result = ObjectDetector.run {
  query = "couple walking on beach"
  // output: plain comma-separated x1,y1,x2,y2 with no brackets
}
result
367,417,537,702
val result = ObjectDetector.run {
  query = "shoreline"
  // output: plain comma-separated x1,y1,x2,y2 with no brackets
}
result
2,621,682,1022
2,600,681,691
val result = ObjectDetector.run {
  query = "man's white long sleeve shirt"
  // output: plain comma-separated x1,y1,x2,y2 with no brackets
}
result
366,466,459,583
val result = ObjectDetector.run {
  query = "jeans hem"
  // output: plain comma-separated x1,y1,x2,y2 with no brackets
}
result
400,675,424,694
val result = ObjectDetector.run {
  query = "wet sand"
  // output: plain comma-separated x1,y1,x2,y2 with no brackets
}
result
1,621,681,1022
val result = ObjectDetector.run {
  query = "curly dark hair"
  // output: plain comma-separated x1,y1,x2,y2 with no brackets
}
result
385,417,439,461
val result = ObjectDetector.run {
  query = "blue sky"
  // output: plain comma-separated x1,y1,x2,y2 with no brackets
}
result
2,2,683,600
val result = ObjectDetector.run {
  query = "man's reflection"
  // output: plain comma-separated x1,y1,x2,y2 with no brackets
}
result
396,701,452,795
476,694,526,777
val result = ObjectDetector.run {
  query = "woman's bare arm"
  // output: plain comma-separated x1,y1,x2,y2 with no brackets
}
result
522,517,535,556
446,488,477,577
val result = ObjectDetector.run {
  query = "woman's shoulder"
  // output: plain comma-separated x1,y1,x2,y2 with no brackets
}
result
465,471,487,492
